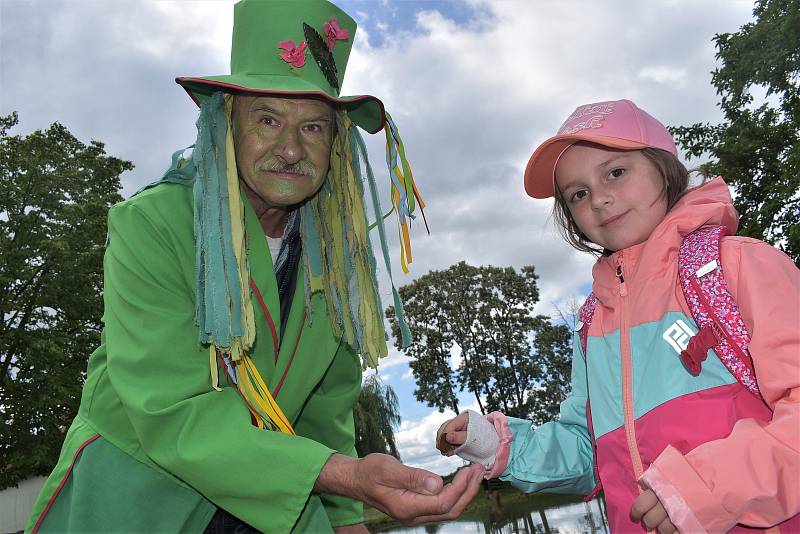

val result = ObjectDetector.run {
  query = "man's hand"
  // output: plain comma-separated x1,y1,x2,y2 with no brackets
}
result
630,489,677,533
435,412,469,456
315,453,484,526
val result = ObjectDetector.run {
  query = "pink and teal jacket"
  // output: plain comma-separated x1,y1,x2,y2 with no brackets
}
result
493,178,799,532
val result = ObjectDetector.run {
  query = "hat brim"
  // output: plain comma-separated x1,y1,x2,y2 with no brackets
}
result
176,75,386,134
524,134,648,199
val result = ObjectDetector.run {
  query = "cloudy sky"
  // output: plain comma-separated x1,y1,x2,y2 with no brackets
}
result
1,0,755,475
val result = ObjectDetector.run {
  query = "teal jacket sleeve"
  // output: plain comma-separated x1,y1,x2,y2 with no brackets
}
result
102,198,338,532
293,343,364,527
499,333,596,495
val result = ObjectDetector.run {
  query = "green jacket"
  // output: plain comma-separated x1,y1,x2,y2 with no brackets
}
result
26,183,363,533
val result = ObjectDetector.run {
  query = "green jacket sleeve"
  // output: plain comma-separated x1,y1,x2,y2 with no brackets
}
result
102,197,337,532
293,342,364,527
499,333,596,495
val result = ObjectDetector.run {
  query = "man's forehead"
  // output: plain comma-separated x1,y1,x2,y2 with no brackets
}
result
236,94,335,116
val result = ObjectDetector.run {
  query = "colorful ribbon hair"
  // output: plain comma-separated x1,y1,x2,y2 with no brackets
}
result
154,91,425,430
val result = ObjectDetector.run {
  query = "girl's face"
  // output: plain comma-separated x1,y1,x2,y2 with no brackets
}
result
555,143,667,253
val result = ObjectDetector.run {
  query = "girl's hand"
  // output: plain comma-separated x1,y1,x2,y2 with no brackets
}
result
630,489,677,533
435,411,470,456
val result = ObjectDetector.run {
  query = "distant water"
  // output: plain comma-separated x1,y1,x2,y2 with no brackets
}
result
376,498,609,534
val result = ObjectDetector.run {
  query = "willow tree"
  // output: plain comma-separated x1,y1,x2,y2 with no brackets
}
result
353,375,401,459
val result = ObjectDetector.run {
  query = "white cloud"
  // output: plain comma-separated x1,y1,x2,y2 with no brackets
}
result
449,343,463,370
375,342,411,370
638,66,689,88
130,2,234,64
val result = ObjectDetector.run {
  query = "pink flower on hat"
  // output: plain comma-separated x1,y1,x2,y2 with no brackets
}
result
323,16,349,50
278,40,307,68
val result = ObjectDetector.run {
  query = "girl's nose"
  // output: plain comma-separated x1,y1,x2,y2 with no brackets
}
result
591,190,613,210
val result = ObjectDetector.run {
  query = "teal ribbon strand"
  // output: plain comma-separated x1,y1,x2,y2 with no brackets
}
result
350,125,412,347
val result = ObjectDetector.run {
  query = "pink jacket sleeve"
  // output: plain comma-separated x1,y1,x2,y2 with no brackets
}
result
640,238,800,532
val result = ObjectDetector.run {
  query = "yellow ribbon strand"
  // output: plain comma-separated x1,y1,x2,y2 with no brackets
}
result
211,347,295,435
209,346,222,392
242,355,295,434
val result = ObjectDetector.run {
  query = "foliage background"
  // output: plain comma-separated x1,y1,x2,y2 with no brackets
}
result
670,0,799,265
0,113,129,488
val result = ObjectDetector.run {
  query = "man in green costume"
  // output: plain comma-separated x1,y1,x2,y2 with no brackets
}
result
26,1,483,532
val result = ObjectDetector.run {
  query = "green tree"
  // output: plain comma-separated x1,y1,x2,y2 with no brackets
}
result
354,375,401,459
387,262,572,424
0,113,129,488
670,0,800,264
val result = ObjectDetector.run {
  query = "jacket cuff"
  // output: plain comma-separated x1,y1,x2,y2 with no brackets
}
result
639,462,706,533
642,445,736,533
484,412,512,479
320,493,363,528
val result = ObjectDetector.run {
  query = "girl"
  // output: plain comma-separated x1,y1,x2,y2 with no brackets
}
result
436,99,799,533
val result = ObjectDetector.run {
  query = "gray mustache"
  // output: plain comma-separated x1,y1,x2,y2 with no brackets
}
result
258,158,316,176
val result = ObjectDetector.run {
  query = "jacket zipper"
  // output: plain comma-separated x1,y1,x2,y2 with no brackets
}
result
617,253,645,486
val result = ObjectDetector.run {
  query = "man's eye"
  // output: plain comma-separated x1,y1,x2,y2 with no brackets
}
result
303,123,322,133
609,168,625,179
260,117,276,126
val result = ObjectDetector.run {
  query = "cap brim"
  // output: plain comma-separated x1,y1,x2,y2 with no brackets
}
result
176,75,386,134
523,134,648,199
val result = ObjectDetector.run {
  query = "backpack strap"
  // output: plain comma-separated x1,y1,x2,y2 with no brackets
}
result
577,292,599,356
678,225,761,399
576,292,602,501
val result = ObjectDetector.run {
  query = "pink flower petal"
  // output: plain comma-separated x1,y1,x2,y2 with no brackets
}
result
277,40,306,68
323,16,349,50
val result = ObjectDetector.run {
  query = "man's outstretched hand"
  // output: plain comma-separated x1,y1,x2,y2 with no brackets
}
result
315,453,484,526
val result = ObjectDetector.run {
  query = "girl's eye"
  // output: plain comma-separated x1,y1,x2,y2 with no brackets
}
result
303,123,322,133
570,190,588,203
609,168,625,179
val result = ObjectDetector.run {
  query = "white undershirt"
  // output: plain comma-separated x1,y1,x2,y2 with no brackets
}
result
266,236,282,267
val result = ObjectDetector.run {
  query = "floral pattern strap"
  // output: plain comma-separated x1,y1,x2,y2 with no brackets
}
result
678,225,762,399
578,292,599,356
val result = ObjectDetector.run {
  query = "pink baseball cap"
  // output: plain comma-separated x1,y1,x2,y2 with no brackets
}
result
524,99,677,199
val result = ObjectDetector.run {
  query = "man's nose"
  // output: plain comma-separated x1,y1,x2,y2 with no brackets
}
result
275,128,304,164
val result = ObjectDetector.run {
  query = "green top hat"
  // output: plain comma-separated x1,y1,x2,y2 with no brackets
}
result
176,0,386,133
